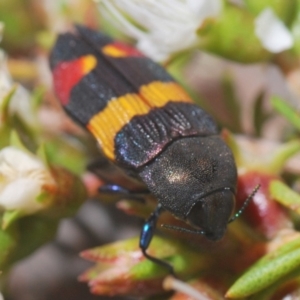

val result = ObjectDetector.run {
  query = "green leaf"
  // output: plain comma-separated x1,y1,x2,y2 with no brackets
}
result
0,85,17,121
221,129,243,167
43,138,87,175
36,144,51,169
270,180,300,214
31,86,45,111
0,223,18,269
9,130,28,152
2,210,23,230
244,0,297,25
269,140,300,174
131,247,209,280
226,238,300,298
9,215,59,265
253,91,273,137
221,74,242,133
81,236,211,280
271,96,300,131
81,236,180,264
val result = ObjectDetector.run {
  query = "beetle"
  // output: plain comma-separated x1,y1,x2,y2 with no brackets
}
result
50,25,257,275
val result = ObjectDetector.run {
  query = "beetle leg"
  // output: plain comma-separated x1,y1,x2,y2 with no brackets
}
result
98,184,150,202
99,184,135,194
139,204,175,275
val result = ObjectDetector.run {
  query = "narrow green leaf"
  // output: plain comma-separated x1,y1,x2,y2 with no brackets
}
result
81,236,179,263
36,144,51,169
2,210,23,230
9,130,28,152
271,96,300,131
1,85,17,120
253,91,273,137
269,140,300,174
221,74,242,133
31,86,45,110
0,223,18,269
226,238,300,298
221,129,243,167
270,180,300,214
248,269,300,300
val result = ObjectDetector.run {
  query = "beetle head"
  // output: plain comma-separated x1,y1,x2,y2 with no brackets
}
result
187,187,235,240
138,136,237,241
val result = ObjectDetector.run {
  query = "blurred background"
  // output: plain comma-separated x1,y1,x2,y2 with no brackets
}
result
1,0,300,299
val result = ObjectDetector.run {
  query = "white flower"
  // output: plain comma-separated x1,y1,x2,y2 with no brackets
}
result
0,51,38,128
98,0,223,61
254,8,294,53
0,25,38,129
0,147,56,214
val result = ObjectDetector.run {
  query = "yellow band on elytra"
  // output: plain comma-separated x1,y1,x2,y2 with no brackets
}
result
87,81,192,160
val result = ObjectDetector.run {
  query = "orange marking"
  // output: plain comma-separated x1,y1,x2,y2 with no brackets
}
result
87,81,193,160
102,42,144,57
81,55,97,74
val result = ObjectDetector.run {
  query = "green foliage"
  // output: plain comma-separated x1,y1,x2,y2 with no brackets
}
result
271,96,300,131
2,0,300,299
227,238,300,298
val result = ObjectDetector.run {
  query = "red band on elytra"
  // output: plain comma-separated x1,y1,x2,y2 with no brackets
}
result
53,55,97,105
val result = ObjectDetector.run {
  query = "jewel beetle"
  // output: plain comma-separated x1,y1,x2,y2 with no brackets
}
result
50,25,256,275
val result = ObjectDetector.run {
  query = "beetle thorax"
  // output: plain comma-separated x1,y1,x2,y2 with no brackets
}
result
138,136,237,240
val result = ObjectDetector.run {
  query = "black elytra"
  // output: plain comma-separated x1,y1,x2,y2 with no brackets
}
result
49,25,257,276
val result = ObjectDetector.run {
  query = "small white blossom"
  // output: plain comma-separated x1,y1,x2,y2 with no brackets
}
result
0,24,38,129
0,51,38,128
254,8,294,53
0,147,56,214
98,0,222,61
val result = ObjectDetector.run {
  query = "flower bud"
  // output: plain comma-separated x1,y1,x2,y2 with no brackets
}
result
198,5,270,62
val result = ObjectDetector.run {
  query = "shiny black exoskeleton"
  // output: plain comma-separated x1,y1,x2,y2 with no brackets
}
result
139,136,237,241
50,25,259,276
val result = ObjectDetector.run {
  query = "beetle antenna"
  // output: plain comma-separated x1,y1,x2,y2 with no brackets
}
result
161,224,206,236
228,184,260,223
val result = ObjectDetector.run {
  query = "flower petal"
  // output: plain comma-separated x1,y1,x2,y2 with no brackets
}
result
0,50,38,128
99,0,223,61
0,146,54,214
0,146,44,173
0,178,43,213
187,0,222,21
254,8,294,53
